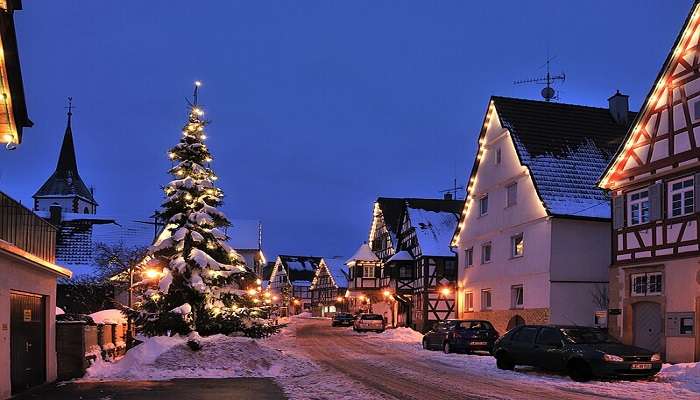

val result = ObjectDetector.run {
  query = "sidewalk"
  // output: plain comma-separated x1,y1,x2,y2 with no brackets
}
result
14,378,287,400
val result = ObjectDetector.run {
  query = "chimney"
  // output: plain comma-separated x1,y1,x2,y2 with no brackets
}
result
608,90,629,125
49,204,62,225
443,192,453,200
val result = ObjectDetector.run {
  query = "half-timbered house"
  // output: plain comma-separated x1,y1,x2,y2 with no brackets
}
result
452,95,634,336
309,258,348,317
599,1,700,363
345,243,383,315
269,255,321,315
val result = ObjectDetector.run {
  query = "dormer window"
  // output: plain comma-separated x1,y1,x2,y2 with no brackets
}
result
668,177,694,218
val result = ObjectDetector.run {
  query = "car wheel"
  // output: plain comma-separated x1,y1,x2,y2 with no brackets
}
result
443,342,452,354
422,338,430,350
495,352,515,370
568,360,592,382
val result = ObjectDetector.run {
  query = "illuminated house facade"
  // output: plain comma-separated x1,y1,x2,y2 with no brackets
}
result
309,258,348,317
269,255,321,315
599,1,700,363
453,96,633,335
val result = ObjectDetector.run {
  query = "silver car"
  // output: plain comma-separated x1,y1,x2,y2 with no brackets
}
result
353,313,385,333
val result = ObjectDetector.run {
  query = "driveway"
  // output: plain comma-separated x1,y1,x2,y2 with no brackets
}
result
13,378,286,400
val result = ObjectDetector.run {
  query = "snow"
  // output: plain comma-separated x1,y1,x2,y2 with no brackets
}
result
406,207,458,257
386,250,414,262
89,309,126,324
291,280,311,287
322,258,349,288
82,331,317,382
346,243,379,263
170,303,192,315
286,260,315,271
56,307,65,316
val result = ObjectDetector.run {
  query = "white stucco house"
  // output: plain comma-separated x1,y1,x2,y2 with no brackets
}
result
452,95,635,334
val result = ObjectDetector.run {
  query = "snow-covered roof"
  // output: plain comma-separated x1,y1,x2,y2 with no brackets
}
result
387,250,414,262
291,280,312,287
495,96,634,219
407,207,458,257
346,243,379,264
322,258,349,288
89,309,127,324
277,255,322,282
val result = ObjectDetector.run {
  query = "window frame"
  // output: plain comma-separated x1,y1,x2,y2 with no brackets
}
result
511,233,524,258
465,291,474,312
481,289,492,310
464,248,473,268
511,284,524,309
481,242,492,264
627,188,650,226
479,194,489,216
363,264,375,278
506,182,517,207
630,272,663,296
668,176,695,218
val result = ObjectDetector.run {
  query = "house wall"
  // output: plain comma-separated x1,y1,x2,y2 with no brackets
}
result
456,109,551,333
35,197,95,214
549,218,611,326
0,253,60,399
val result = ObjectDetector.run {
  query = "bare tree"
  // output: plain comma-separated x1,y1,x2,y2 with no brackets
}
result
591,283,609,311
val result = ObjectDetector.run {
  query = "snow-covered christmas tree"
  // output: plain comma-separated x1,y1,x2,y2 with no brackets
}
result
129,82,277,338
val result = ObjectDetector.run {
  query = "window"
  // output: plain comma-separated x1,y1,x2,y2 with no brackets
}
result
481,289,492,310
536,327,563,347
363,265,375,278
681,317,694,335
481,242,492,264
511,234,524,258
479,195,489,216
669,177,694,217
495,148,502,164
511,285,523,309
399,266,412,279
627,189,650,226
464,248,473,267
512,326,538,343
506,183,517,207
465,292,474,311
631,272,663,296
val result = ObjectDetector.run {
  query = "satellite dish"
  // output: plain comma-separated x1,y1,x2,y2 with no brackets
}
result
541,86,556,101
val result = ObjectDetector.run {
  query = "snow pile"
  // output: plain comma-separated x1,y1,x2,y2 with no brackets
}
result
56,307,65,316
83,333,316,381
381,327,424,343
659,362,700,393
291,312,313,319
89,309,127,324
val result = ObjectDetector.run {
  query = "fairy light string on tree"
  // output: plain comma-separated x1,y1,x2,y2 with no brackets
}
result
127,81,278,338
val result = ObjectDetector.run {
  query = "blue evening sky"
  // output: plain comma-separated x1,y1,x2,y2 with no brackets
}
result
0,1,691,259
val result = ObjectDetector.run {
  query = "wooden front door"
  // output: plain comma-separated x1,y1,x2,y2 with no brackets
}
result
633,301,662,353
10,292,46,394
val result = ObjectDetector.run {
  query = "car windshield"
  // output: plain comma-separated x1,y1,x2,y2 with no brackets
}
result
562,328,620,344
454,321,493,330
362,314,383,320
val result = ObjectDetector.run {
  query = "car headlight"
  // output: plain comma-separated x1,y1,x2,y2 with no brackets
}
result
602,353,624,362
651,353,661,362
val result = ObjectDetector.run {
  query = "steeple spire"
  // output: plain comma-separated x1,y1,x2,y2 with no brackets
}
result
55,97,79,177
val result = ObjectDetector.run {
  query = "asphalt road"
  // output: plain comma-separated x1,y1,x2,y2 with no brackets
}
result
13,378,286,400
291,318,614,400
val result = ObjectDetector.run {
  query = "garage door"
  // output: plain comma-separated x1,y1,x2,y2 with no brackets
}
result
10,292,46,395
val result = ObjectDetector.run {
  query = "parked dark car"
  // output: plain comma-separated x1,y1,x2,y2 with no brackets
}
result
492,325,662,382
422,320,499,354
331,312,355,327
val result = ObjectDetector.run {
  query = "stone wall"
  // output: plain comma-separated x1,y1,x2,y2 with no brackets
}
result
461,307,550,335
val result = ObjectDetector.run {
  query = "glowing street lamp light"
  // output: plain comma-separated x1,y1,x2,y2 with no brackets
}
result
144,269,161,279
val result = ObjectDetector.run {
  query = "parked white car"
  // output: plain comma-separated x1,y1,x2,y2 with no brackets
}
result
353,313,385,333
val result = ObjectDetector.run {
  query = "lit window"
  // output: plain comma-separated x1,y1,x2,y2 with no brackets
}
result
506,183,517,207
668,177,694,218
479,195,489,216
511,285,523,309
363,265,375,278
481,242,492,264
464,248,473,267
631,272,663,296
627,189,650,226
511,234,524,258
481,289,492,310
465,292,474,311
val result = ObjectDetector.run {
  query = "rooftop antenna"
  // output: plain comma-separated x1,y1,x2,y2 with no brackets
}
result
439,178,464,200
513,57,566,101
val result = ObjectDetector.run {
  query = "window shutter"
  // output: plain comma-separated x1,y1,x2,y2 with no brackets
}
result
695,173,700,213
612,195,624,229
648,182,663,221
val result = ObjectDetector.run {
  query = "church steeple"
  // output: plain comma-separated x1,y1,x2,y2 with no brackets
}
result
33,99,97,213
